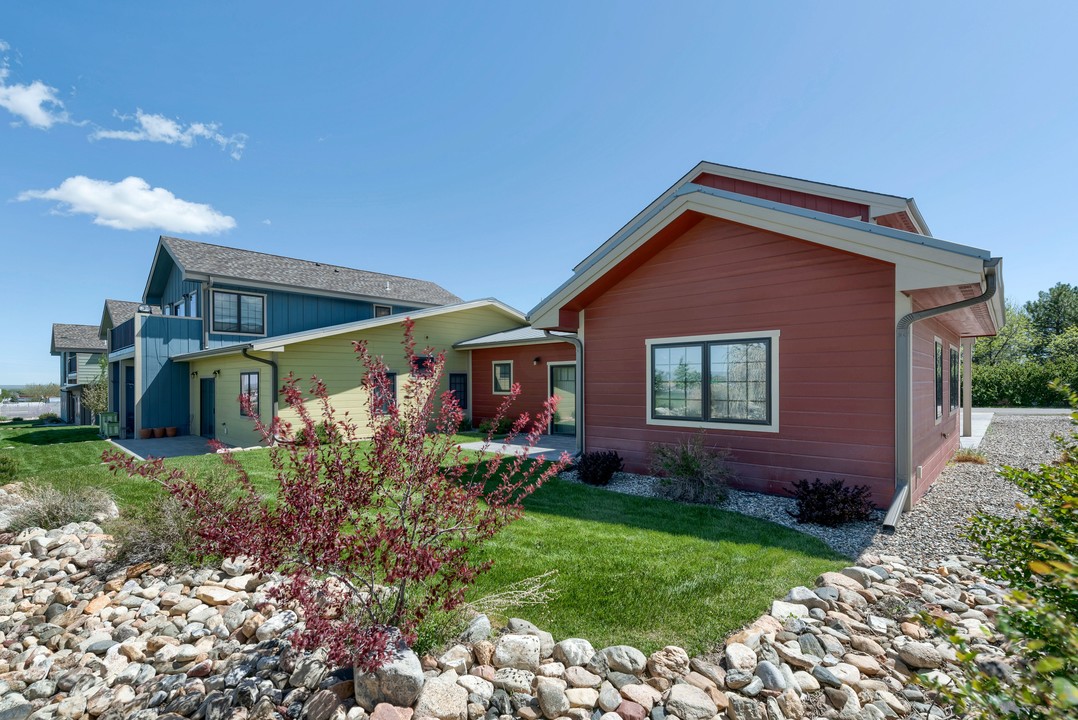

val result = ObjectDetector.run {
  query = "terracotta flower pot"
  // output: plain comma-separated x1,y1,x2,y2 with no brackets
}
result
165,427,178,437
139,428,153,440
152,427,166,439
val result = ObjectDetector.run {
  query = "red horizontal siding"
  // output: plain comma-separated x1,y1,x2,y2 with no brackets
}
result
470,343,576,427
692,173,870,221
910,316,960,502
582,215,898,506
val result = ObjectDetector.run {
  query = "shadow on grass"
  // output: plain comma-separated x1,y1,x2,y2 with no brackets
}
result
0,424,103,446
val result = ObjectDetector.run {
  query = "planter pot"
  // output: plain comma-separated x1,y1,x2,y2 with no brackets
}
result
138,429,153,440
152,427,166,439
165,427,178,437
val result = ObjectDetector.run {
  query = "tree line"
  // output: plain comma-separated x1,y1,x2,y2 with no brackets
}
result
973,282,1078,406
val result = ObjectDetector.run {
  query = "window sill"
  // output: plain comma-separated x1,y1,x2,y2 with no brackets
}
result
646,416,780,433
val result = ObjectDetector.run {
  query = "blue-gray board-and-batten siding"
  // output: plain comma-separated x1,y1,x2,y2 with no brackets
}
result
140,315,202,432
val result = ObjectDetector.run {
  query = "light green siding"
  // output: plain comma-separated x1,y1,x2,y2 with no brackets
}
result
76,353,104,385
186,305,520,447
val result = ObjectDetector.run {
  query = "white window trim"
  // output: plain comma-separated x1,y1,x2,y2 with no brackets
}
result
210,289,268,337
645,330,780,433
373,304,393,317
948,343,960,417
934,336,944,425
492,360,513,395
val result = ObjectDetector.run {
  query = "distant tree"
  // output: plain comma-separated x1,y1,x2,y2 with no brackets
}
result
20,383,60,401
81,358,109,423
0,388,18,402
1026,283,1078,357
974,301,1037,365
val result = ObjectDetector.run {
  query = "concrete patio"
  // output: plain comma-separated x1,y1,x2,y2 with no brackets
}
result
108,435,226,460
457,433,576,462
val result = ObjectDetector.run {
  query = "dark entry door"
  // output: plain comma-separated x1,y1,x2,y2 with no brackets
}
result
200,378,216,437
549,364,576,435
124,366,135,436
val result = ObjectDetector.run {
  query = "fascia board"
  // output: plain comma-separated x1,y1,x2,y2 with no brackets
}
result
141,238,179,303
530,191,987,327
246,299,525,352
695,162,911,215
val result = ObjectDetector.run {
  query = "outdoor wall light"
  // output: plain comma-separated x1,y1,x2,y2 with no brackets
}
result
533,356,541,365
191,371,199,377
213,369,221,376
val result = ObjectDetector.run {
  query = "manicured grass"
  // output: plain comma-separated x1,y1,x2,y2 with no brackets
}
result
2,420,844,655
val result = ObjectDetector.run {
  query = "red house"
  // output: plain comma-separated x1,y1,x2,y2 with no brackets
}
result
459,163,1004,522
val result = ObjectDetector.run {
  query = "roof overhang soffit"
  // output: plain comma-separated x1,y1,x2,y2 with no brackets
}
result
530,189,988,329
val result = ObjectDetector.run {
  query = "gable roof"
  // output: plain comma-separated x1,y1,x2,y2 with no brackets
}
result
99,299,161,338
529,163,1003,332
171,299,524,361
145,236,462,307
51,324,107,354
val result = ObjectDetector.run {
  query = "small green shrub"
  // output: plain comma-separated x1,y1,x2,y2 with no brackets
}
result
575,450,623,486
649,434,734,505
0,456,18,483
10,417,24,422
479,417,512,436
37,412,61,423
294,420,339,445
788,478,875,526
7,485,116,532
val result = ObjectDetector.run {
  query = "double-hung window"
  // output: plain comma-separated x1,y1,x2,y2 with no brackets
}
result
492,362,513,395
240,371,259,417
449,373,468,409
213,291,265,335
647,331,779,432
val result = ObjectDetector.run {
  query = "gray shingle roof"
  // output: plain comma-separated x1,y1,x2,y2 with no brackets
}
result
52,324,106,353
104,299,159,328
161,236,462,306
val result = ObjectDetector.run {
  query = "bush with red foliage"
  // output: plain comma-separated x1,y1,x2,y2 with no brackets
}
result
105,319,569,670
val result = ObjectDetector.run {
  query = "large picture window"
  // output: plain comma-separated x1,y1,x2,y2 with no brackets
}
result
212,291,265,334
934,339,944,422
648,331,778,431
240,371,259,417
949,346,960,414
492,361,513,395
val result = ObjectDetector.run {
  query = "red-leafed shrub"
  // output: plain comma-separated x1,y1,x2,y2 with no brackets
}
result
105,319,568,670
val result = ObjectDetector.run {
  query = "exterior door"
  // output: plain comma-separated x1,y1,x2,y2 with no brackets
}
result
549,364,576,435
124,366,135,436
200,378,216,437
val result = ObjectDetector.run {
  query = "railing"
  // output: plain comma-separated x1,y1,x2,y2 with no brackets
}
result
110,318,135,352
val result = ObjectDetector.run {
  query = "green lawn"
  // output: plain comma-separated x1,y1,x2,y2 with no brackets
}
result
0,420,844,655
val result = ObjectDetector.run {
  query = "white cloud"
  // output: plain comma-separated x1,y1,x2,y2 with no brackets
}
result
18,176,236,234
261,219,272,225
91,109,247,159
0,43,71,129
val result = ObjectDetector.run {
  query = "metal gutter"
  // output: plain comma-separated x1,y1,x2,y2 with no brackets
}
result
886,257,1001,529
544,330,583,456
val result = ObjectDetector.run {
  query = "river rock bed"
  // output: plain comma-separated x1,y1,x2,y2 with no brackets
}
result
0,502,1017,720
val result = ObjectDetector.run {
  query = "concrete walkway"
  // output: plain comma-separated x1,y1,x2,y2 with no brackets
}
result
457,434,576,462
959,411,994,449
109,435,226,461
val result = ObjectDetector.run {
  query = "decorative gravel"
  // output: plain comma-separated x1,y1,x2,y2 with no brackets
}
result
863,413,1070,566
561,413,1071,564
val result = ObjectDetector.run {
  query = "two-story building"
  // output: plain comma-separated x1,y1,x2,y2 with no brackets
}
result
50,324,106,424
100,236,525,445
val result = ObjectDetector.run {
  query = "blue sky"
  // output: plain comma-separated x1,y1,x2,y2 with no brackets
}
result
2,3,1075,383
